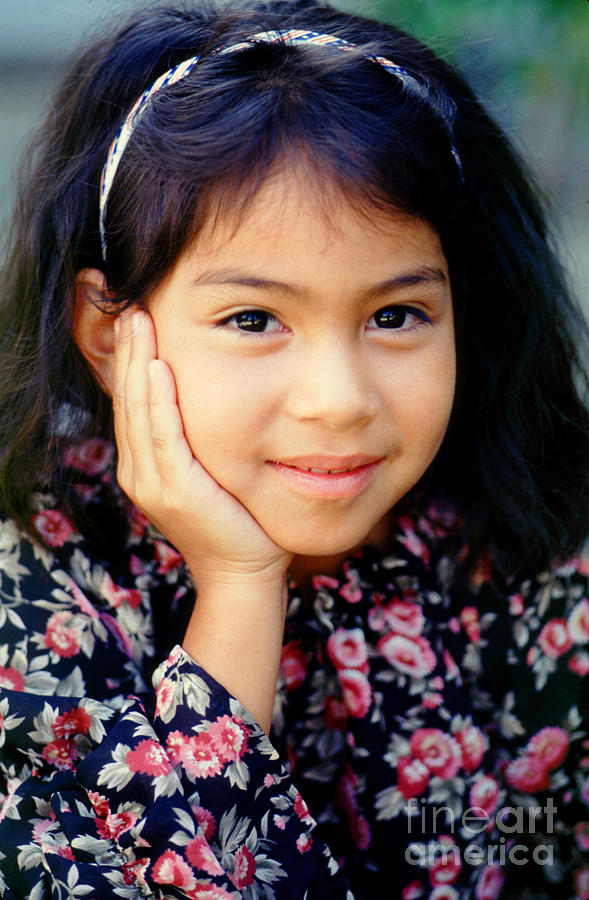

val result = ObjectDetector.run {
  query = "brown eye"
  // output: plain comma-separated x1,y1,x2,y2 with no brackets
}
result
366,306,431,331
372,307,408,328
234,310,270,331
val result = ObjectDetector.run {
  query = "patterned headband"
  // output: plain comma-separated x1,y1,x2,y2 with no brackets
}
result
99,29,462,260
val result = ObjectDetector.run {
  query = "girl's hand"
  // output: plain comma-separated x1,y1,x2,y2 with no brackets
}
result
113,307,292,587
114,307,291,731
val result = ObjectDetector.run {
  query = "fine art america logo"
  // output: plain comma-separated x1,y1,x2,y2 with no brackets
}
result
405,798,556,868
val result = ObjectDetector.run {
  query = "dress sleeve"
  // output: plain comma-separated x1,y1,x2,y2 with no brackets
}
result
0,527,353,899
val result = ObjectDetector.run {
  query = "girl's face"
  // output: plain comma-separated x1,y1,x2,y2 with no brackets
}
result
148,171,456,558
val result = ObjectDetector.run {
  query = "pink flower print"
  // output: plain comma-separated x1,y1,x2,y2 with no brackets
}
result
311,574,339,591
185,834,224,877
410,729,462,779
336,764,359,815
42,738,77,771
129,507,150,540
31,811,56,844
454,725,488,773
44,612,81,658
383,598,425,637
508,593,525,615
537,618,573,658
125,739,172,777
339,582,362,604
0,666,25,691
32,509,75,547
179,733,222,779
469,775,500,818
166,730,190,765
155,676,176,719
88,791,109,819
526,646,539,666
64,438,113,475
152,849,195,891
443,649,459,678
122,858,149,887
101,572,142,610
526,726,569,771
191,805,216,841
397,756,430,799
53,707,91,739
350,811,371,850
338,669,372,718
191,889,233,899
574,867,589,900
96,809,138,841
422,692,443,709
575,822,589,851
296,833,313,853
459,606,481,643
397,518,430,564
475,864,504,900
324,693,348,730
293,791,314,825
504,755,550,792
281,641,308,690
377,633,437,678
401,880,424,900
429,888,459,900
273,814,287,830
231,845,257,888
569,651,589,675
569,598,589,644
327,628,369,672
153,540,184,574
69,581,99,619
169,644,184,665
429,839,461,886
208,715,250,764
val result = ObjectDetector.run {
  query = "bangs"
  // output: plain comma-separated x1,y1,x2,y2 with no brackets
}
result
103,40,462,305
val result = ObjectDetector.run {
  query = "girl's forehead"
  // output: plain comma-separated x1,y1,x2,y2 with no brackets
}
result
188,166,439,260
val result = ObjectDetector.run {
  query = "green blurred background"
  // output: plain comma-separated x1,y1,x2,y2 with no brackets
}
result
1,0,587,306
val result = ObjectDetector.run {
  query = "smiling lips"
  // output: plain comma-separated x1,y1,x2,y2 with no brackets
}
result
267,456,385,499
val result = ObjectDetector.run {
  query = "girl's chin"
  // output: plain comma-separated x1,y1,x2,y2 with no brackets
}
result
269,515,392,565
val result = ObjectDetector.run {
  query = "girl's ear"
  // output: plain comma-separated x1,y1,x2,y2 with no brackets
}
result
73,268,117,396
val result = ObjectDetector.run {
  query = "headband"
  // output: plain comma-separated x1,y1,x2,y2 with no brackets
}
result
99,29,462,260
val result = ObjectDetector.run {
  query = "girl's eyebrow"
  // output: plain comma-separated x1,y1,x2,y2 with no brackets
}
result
191,265,447,299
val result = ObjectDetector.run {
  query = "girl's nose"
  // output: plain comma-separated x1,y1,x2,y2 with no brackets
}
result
285,339,380,429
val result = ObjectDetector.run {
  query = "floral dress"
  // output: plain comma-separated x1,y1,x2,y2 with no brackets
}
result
0,439,587,900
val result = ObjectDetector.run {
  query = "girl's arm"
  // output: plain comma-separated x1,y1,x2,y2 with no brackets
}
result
113,308,292,733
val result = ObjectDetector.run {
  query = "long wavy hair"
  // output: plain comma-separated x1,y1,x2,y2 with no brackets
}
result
1,0,588,578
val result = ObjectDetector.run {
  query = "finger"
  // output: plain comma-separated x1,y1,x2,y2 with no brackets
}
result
148,358,198,502
148,359,257,521
122,310,159,489
113,307,134,480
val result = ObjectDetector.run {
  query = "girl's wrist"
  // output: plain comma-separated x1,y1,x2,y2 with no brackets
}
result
182,577,289,733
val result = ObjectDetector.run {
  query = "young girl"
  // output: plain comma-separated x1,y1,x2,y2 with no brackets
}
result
0,2,587,898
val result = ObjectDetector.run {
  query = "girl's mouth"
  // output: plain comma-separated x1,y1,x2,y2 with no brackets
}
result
266,456,384,499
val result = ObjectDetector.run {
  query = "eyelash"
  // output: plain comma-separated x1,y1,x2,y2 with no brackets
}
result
218,306,432,336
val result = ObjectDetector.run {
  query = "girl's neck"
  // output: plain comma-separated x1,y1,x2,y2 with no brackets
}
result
287,512,392,595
